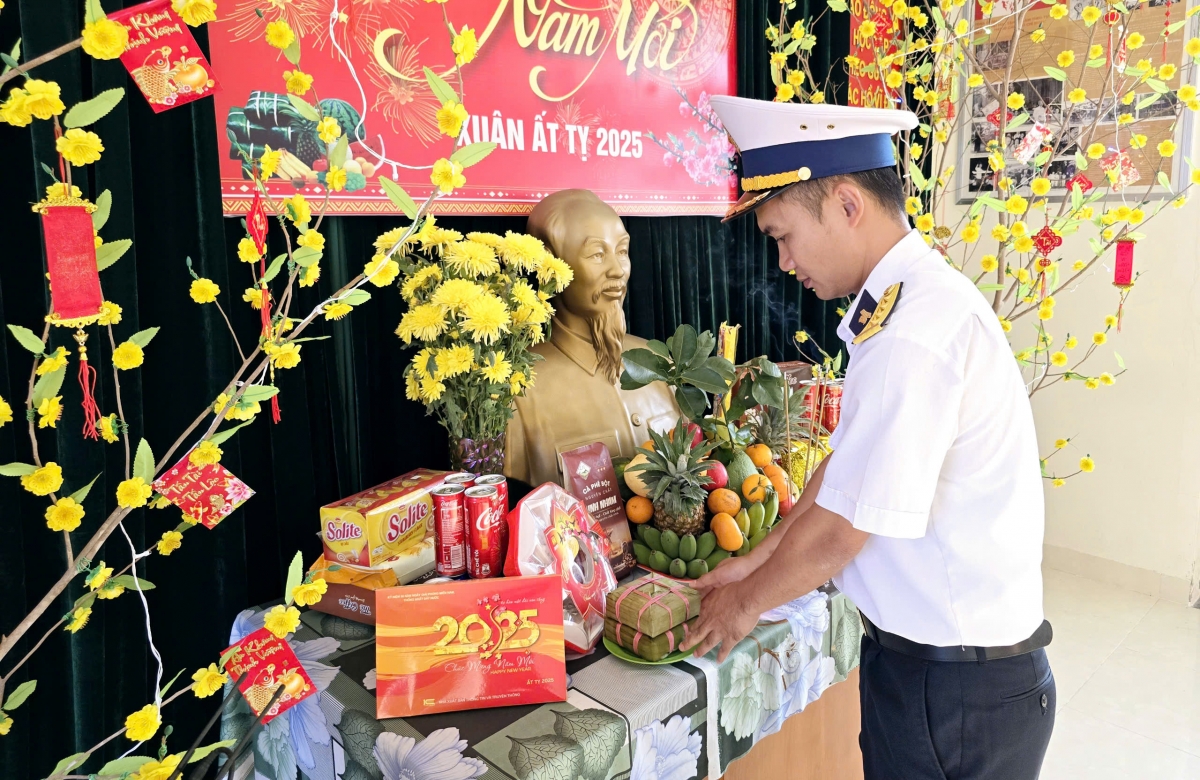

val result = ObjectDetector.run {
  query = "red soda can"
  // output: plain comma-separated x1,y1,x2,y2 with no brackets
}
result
822,380,843,434
797,380,821,423
445,472,476,489
465,485,502,578
431,484,467,578
475,474,509,559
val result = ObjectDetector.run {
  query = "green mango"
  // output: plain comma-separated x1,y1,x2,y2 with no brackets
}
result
632,541,652,565
748,503,765,537
669,558,687,578
734,509,751,536
678,533,697,562
649,550,670,572
705,549,731,569
643,526,662,552
749,529,769,549
737,538,751,556
763,490,780,528
695,531,717,561
725,450,758,501
660,530,680,559
686,558,709,579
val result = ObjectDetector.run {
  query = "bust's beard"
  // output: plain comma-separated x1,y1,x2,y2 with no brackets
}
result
588,304,626,386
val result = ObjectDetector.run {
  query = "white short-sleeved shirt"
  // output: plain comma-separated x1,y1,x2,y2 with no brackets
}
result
816,230,1045,647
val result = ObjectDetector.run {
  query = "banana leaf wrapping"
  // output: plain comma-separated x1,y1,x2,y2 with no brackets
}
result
604,573,700,638
605,616,697,661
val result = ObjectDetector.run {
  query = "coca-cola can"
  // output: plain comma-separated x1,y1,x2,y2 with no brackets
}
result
475,474,509,559
444,472,476,489
465,485,503,579
822,380,844,434
431,484,467,578
796,380,822,423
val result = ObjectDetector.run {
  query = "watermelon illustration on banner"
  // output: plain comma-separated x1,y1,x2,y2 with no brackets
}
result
109,0,220,113
153,447,255,528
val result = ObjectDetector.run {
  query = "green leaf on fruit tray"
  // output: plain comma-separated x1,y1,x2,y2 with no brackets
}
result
209,420,254,447
3,680,36,711
675,384,707,421
668,325,698,367
681,366,731,395
450,142,497,168
128,327,159,349
92,189,112,231
190,740,237,763
240,385,279,403
340,289,372,306
0,463,38,477
284,550,304,605
48,752,91,778
263,253,287,283
8,324,45,354
423,67,457,105
96,238,132,271
292,246,322,267
31,364,66,407
288,95,321,122
134,438,155,484
329,134,349,170
621,349,670,387
64,88,125,128
751,374,786,408
69,474,100,504
378,177,418,220
283,38,301,66
1043,66,1066,81
98,756,153,776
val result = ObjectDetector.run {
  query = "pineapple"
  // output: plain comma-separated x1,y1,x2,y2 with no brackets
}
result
749,389,808,458
631,419,715,536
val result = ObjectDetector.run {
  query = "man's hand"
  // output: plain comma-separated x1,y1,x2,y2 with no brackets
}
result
680,581,760,662
693,553,760,596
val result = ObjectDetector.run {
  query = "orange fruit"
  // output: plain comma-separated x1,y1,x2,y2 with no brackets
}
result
746,443,773,469
762,464,790,497
641,440,654,450
707,487,741,515
711,512,744,552
742,474,771,504
626,496,654,524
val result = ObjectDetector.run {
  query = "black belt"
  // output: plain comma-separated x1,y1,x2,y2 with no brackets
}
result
861,615,1052,663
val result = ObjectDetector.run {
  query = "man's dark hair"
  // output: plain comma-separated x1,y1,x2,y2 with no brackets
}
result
779,166,906,222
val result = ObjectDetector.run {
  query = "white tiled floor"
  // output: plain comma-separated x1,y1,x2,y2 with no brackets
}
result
1041,567,1200,779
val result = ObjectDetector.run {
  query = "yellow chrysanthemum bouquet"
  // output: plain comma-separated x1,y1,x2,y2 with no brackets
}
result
391,220,572,467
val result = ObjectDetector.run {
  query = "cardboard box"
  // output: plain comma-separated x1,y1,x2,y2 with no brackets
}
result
320,469,447,569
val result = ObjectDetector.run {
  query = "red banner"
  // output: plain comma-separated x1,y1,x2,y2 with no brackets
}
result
847,0,898,109
208,0,736,216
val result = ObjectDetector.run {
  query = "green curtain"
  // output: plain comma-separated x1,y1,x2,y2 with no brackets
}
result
0,0,846,774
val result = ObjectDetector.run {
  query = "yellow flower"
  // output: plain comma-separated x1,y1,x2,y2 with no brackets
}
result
1052,478,1065,487
400,265,442,302
1030,28,1046,43
323,301,353,320
190,278,220,304
1079,456,1095,473
45,497,85,532
1066,87,1086,104
1102,227,1114,241
82,18,129,60
117,477,153,508
243,287,266,309
462,293,511,345
1192,169,1200,186
395,303,448,343
775,83,795,102
1016,268,1031,284
191,664,228,699
418,375,446,402
910,143,924,159
99,300,123,325
967,73,984,89
1126,32,1145,50
430,158,466,194
86,563,113,591
300,263,321,287
1007,92,1025,110
1092,331,1107,345
324,165,348,193
45,182,82,199
112,341,144,370
1129,208,1144,224
1005,195,1028,215
1065,335,1078,349
172,0,218,26
125,704,161,742
1014,236,1034,254
265,20,295,50
292,578,328,607
998,317,1012,332
1160,63,1178,80
480,351,513,383
1011,223,1028,241
1189,98,1200,112
131,754,184,780
1037,306,1053,321
961,224,980,243
436,100,469,138
788,70,806,88
364,255,401,287
281,194,311,225
452,25,479,66
270,342,302,369
1129,133,1148,149
66,606,91,633
809,91,826,104
991,225,1010,242
1049,351,1068,367
0,715,10,736
37,347,69,376
915,213,935,232
444,240,501,278
1030,178,1051,197
1050,4,1068,19
1056,50,1075,68
264,604,302,638
21,462,63,496
534,254,573,292
954,19,969,35
980,255,999,273
156,530,183,555
316,116,341,144
1099,372,1115,386
1082,5,1101,24
56,128,104,166
37,395,62,428
292,230,324,254
770,51,788,69
189,440,222,467
237,236,262,263
904,196,921,215
911,10,928,26
1085,377,1099,389
0,396,10,428
1173,195,1188,208
880,70,901,90
430,279,485,313
23,79,65,120
1054,438,1068,449
283,69,313,96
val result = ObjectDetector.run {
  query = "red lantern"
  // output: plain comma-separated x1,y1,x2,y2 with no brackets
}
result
1114,239,1135,287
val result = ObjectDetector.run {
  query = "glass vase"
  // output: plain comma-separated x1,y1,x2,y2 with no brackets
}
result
449,432,506,475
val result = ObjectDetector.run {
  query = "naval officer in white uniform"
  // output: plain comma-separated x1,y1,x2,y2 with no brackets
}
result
681,96,1055,779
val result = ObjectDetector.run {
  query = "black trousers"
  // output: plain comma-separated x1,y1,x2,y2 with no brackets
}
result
859,634,1056,779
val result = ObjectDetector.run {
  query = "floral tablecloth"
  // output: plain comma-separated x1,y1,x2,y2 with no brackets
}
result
220,584,863,780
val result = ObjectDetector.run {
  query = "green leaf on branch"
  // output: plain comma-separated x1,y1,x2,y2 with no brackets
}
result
328,134,349,170
134,438,154,484
1157,171,1171,192
128,327,159,349
0,39,21,78
74,592,97,611
8,325,45,354
832,351,844,374
98,757,153,776
977,283,1006,291
63,88,124,128
0,463,38,477
111,575,156,591
620,349,670,388
190,741,237,763
1146,78,1169,94
1086,57,1105,68
263,253,287,283
283,38,301,66
1137,92,1162,111
49,752,91,778
1043,66,1067,81
450,142,497,168
3,680,36,711
240,385,279,403
339,289,372,306
1074,151,1088,171
931,5,946,28
827,0,848,10
32,364,66,407
378,177,418,220
284,550,303,605
1034,150,1052,166
668,325,698,367
645,339,670,358
675,384,707,421
84,0,106,24
292,246,322,267
1165,19,1189,34
158,667,185,698
1114,351,1125,369
92,190,112,231
69,474,100,504
907,161,928,191
1088,237,1104,256
96,238,132,271
680,366,730,395
209,420,254,447
976,194,1007,211
288,95,320,122
1005,113,1029,132
423,67,457,104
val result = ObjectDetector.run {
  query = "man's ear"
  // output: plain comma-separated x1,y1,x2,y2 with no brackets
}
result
834,181,867,228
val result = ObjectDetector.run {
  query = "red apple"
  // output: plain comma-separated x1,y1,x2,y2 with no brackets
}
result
686,422,704,449
701,460,728,491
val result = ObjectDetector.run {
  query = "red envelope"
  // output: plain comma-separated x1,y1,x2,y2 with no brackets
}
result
109,0,221,113
153,449,255,529
223,628,315,724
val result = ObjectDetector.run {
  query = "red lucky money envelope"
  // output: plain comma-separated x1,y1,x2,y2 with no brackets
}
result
153,448,255,529
223,628,315,724
109,0,221,113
